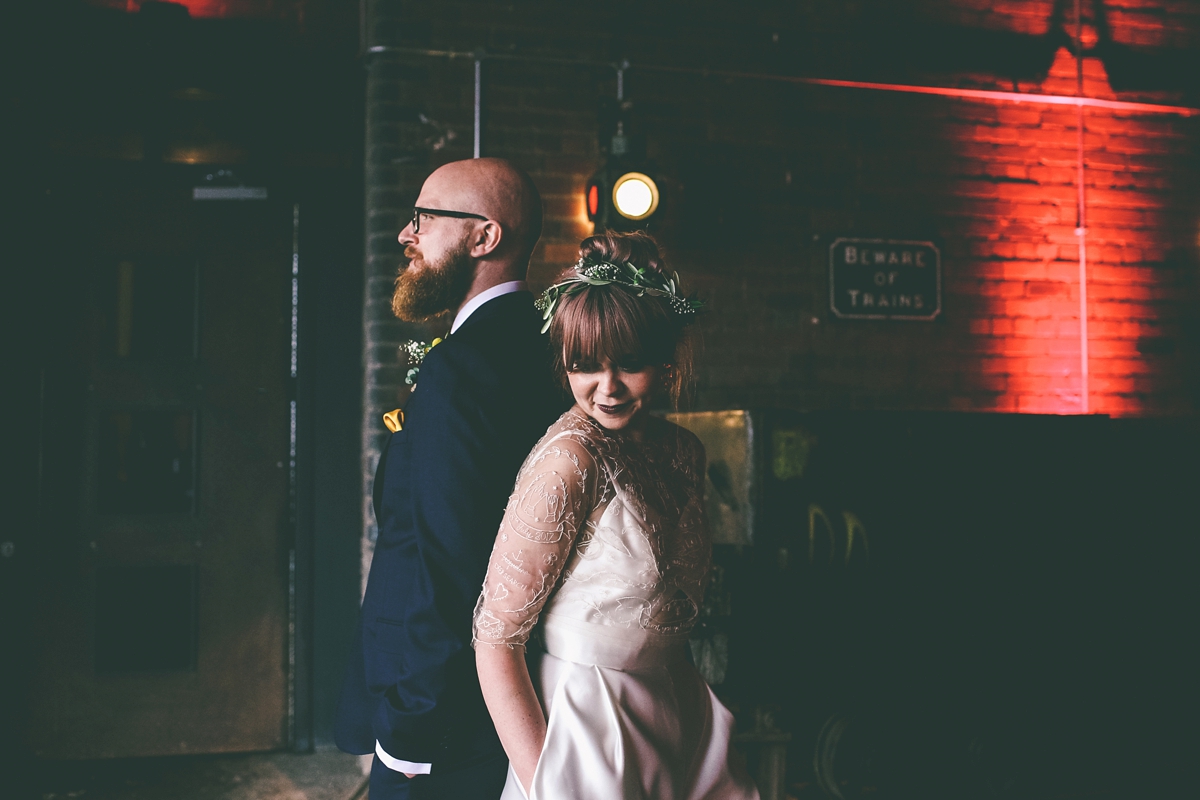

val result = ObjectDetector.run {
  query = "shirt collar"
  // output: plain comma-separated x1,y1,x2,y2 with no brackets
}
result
450,281,528,334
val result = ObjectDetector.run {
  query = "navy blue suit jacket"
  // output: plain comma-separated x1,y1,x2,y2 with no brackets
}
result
335,291,566,771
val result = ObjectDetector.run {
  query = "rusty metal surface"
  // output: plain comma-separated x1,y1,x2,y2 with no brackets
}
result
35,751,368,800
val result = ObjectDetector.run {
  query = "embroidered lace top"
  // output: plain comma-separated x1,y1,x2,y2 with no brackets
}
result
472,408,711,651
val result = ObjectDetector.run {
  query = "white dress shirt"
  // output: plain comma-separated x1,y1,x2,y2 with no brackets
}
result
450,280,528,333
376,278,528,775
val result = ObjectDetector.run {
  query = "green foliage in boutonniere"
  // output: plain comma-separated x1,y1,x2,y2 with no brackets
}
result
401,336,443,386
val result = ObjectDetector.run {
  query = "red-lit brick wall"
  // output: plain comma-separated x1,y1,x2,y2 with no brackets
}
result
84,0,305,21
361,0,1200,513
915,0,1200,48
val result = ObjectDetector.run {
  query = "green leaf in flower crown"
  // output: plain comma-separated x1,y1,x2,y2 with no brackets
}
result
535,255,705,336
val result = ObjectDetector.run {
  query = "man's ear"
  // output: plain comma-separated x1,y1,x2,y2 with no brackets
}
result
469,220,503,258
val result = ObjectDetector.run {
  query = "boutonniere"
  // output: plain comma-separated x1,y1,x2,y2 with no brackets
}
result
383,337,443,433
401,337,443,386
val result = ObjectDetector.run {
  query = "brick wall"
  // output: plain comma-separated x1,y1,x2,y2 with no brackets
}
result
361,0,1200,551
84,1,301,19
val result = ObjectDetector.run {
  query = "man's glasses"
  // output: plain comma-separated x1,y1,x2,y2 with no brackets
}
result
410,207,489,234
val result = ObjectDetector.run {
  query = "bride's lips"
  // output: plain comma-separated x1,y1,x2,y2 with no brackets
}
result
596,402,629,415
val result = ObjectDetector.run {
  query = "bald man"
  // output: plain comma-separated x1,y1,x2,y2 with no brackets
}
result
335,159,566,800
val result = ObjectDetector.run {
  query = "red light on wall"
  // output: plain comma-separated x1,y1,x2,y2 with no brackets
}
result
586,182,600,219
91,0,295,19
940,46,1188,418
165,1,264,18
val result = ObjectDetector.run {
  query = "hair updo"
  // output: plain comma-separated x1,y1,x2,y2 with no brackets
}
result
548,230,694,407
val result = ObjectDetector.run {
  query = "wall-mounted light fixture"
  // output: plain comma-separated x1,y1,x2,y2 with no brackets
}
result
612,172,659,220
585,66,662,232
587,165,662,231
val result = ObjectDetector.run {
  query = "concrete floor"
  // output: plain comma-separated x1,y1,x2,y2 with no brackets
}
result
35,751,368,800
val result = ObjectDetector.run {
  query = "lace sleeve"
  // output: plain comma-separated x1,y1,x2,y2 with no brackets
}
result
472,436,598,648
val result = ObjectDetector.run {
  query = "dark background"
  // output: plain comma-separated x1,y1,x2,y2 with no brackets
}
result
2,0,365,775
2,2,1199,799
720,411,1199,796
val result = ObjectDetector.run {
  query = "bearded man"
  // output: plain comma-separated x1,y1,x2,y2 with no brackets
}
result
335,159,566,800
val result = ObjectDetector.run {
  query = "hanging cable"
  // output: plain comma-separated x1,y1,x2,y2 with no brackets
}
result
473,52,483,158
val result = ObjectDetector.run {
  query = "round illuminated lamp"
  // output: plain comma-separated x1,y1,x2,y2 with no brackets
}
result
611,172,660,220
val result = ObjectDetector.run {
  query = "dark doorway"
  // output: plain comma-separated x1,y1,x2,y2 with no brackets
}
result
26,163,295,758
3,2,365,782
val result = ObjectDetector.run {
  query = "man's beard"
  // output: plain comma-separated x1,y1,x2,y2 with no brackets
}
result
391,239,474,322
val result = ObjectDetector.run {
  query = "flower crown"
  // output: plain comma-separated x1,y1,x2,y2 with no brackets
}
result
535,257,705,334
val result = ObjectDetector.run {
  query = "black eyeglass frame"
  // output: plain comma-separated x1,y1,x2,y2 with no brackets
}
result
410,206,489,234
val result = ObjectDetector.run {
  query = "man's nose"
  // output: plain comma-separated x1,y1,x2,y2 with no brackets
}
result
398,223,416,246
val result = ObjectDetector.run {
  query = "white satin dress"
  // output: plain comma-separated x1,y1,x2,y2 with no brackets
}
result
473,409,759,800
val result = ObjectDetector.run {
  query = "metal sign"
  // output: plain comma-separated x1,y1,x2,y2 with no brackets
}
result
829,238,941,320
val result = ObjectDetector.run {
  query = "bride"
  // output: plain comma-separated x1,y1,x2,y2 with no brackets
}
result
472,231,759,800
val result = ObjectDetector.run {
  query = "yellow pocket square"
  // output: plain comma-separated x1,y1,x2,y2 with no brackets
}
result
382,409,405,433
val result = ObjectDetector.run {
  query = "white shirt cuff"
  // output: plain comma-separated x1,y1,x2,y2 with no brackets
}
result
375,740,432,775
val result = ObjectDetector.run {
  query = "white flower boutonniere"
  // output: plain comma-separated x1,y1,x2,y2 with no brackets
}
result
383,336,444,432
401,337,443,386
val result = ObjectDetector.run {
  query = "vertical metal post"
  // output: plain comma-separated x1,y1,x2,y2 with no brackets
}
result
1075,0,1089,414
36,367,45,526
192,258,201,360
291,203,300,380
287,201,300,747
473,56,482,158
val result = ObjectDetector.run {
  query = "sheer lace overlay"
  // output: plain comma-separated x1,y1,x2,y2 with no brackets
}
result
473,409,711,650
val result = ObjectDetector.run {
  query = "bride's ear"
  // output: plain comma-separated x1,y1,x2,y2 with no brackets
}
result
660,363,674,389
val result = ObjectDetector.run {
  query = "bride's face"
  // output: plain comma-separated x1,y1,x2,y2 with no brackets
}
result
566,355,662,435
